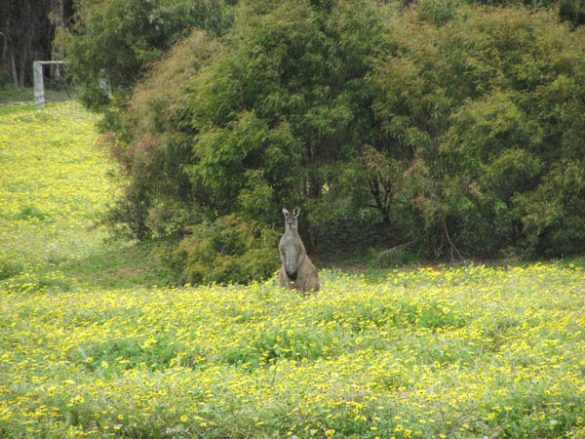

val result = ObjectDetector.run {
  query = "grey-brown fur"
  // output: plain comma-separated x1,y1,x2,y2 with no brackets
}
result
278,207,320,294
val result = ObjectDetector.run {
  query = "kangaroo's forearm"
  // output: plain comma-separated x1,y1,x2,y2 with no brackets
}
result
296,251,305,267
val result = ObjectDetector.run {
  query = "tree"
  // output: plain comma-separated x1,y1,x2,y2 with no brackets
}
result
0,0,71,86
105,0,585,283
371,4,585,257
58,0,234,109
111,0,385,234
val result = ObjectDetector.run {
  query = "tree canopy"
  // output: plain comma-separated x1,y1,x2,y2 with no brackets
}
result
58,0,234,109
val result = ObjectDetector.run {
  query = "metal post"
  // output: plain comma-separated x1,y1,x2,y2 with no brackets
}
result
33,61,45,109
33,61,66,109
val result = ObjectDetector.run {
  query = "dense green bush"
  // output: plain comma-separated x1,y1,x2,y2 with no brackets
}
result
173,215,279,284
107,0,391,273
371,5,585,257
105,30,223,240
87,0,585,283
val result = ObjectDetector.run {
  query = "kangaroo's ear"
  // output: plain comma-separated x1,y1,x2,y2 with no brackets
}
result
293,207,300,217
282,208,289,216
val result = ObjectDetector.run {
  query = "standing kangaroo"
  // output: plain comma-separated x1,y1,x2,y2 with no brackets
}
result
279,207,320,293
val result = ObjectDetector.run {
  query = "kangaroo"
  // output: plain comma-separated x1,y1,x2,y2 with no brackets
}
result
278,207,320,294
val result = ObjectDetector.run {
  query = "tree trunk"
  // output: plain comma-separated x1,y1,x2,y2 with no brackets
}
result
18,0,33,86
18,34,31,86
52,0,65,78
306,138,322,200
0,32,6,67
9,47,17,85
2,11,18,84
368,177,391,226
56,0,65,27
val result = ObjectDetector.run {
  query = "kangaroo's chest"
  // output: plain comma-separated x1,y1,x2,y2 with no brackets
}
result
280,236,301,261
280,236,293,251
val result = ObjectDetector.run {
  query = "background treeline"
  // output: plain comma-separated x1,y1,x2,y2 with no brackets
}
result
0,0,73,86
60,0,585,284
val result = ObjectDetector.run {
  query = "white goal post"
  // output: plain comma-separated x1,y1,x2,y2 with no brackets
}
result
33,61,66,109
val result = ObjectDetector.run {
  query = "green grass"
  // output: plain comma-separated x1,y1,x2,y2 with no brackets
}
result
60,241,177,289
0,102,584,438
0,102,36,115
0,84,73,104
0,84,33,102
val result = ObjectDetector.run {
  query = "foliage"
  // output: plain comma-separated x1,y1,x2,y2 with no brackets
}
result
105,30,224,241
58,0,234,110
108,0,391,262
1,263,584,437
370,5,585,257
67,0,585,278
183,0,384,222
174,215,280,284
559,0,585,26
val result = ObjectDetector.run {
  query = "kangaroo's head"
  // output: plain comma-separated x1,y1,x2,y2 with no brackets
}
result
282,207,300,233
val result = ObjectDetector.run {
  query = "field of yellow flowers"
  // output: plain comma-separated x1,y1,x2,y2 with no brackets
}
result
1,102,585,438
0,102,118,291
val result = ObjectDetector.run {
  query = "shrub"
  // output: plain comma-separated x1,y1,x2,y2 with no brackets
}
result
371,5,585,257
559,0,585,26
103,0,585,282
173,215,280,284
106,0,389,283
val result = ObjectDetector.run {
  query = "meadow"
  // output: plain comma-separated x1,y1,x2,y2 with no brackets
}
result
1,102,584,438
